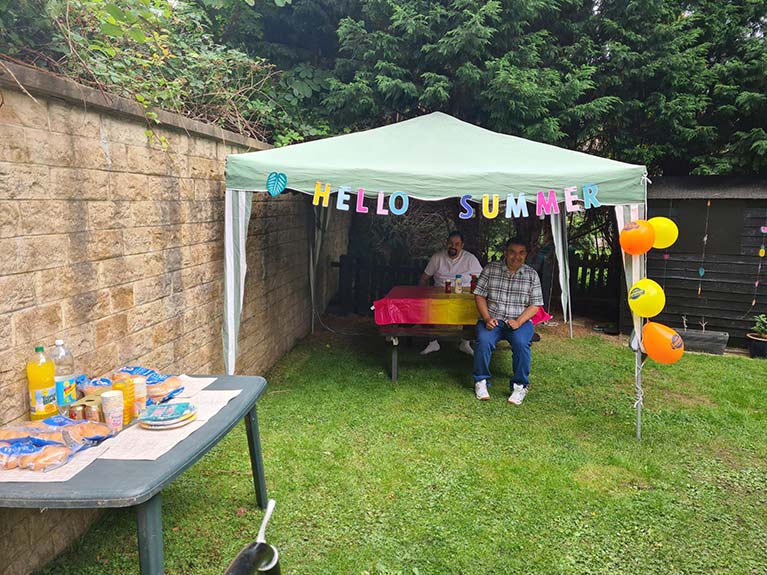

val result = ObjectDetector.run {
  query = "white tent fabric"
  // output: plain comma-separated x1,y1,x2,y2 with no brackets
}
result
223,189,253,374
223,113,649,436
550,209,573,338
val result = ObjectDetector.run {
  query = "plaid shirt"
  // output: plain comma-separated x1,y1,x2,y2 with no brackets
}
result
474,262,544,320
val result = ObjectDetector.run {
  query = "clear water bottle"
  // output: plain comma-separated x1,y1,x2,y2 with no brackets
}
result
51,339,77,415
454,274,463,294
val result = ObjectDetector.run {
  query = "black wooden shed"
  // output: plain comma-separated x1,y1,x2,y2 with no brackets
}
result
640,177,767,349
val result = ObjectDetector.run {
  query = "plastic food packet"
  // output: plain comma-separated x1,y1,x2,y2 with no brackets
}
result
0,416,112,450
119,366,184,405
0,441,74,471
0,416,113,472
0,420,68,446
66,420,112,444
0,441,18,469
77,376,113,397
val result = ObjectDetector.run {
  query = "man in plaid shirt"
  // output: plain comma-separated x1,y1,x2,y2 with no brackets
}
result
472,237,544,405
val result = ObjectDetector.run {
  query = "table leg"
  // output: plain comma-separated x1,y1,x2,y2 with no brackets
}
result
136,493,164,575
391,337,399,382
245,406,268,509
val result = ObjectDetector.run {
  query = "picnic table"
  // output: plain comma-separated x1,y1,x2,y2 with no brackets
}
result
374,286,551,381
0,374,268,575
374,286,477,381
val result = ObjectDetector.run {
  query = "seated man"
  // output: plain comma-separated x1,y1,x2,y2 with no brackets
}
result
472,237,543,405
419,230,483,356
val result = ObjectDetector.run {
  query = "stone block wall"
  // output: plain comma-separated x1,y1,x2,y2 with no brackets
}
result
0,64,349,575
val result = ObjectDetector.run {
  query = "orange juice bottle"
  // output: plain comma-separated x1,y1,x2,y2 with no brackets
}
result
113,378,134,425
27,346,57,420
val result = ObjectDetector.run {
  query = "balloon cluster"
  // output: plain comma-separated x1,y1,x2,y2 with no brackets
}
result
620,217,684,364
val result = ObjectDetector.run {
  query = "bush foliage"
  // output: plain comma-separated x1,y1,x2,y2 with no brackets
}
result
2,0,765,172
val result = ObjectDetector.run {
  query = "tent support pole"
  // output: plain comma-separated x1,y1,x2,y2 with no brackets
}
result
635,348,643,440
308,207,316,334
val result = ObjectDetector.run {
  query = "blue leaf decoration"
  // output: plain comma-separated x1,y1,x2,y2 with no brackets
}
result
266,172,288,197
698,267,705,277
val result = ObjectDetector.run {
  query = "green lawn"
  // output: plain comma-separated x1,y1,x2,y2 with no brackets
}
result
39,324,767,575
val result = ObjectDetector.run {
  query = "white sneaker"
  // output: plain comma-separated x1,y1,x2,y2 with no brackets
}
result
475,379,490,401
508,384,528,405
458,339,474,356
420,340,441,355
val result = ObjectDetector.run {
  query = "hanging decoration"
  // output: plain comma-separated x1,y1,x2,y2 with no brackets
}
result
697,199,711,297
648,217,679,249
741,210,767,318
266,172,288,197
619,220,656,255
302,179,603,219
628,278,666,318
622,215,683,364
642,322,684,364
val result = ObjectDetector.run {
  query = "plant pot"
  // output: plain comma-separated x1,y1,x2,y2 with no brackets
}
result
746,333,767,359
679,329,729,355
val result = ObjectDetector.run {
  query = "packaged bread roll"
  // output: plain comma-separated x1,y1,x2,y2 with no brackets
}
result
146,376,182,399
19,444,72,471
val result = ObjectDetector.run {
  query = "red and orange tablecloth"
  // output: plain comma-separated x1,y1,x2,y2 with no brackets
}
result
374,286,552,326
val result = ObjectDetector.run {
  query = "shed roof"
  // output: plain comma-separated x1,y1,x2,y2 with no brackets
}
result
649,177,767,200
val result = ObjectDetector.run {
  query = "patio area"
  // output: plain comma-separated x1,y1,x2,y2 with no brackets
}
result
37,319,767,575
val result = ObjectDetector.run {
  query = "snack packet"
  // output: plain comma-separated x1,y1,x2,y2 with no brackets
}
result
0,416,112,450
0,416,113,472
78,376,113,397
119,366,184,405
0,441,74,471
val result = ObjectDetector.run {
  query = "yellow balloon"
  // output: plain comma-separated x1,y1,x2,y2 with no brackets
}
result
628,278,666,318
648,217,679,249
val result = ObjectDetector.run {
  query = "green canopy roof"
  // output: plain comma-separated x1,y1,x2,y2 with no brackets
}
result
226,112,646,205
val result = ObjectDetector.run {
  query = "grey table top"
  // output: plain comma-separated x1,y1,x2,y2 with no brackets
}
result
0,375,267,509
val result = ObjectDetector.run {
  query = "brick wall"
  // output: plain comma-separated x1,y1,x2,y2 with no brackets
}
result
0,64,349,575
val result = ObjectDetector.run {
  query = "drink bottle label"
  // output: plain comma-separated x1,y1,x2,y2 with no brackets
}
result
30,386,57,416
55,376,77,406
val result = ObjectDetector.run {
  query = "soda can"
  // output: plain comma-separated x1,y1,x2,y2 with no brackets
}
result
69,404,85,420
444,280,452,293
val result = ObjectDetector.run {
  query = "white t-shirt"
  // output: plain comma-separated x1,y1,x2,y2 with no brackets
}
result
424,250,483,287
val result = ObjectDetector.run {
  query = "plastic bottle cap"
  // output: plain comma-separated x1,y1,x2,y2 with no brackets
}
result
35,345,44,352
55,339,64,346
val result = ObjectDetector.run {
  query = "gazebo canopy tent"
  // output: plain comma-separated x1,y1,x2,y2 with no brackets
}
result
224,112,650,435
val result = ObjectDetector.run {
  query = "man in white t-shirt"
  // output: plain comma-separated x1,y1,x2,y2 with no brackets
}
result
418,231,484,356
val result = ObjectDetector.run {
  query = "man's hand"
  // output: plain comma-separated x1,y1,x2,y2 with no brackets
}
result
484,317,499,330
506,318,521,330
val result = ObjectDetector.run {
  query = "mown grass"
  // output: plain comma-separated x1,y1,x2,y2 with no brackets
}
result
38,324,767,575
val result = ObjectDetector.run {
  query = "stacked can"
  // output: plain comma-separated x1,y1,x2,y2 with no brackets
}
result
132,377,147,419
112,378,135,426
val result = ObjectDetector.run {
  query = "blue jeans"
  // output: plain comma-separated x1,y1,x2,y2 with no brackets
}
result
472,319,534,390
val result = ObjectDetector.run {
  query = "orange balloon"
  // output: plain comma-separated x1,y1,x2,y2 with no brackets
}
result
620,220,656,255
642,322,684,364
